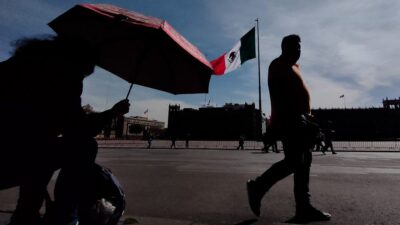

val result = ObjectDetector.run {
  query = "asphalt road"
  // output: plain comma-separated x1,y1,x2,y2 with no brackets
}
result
1,149,400,225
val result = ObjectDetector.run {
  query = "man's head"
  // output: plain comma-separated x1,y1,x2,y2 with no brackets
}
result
281,34,301,64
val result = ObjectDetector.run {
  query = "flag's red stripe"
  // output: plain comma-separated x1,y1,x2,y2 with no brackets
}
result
210,53,226,75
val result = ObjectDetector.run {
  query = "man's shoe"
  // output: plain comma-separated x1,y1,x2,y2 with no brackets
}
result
246,179,261,217
287,207,331,224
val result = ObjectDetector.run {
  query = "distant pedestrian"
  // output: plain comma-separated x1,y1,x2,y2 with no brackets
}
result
170,135,176,149
322,129,336,154
262,131,279,153
237,135,245,150
185,133,190,148
147,134,153,149
314,130,325,153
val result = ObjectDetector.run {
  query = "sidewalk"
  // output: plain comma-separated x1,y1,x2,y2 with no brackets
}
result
96,139,400,152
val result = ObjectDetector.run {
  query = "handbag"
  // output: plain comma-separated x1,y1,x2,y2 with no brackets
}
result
298,114,320,145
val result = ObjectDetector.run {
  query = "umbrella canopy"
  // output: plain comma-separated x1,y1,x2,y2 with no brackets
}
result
49,4,213,95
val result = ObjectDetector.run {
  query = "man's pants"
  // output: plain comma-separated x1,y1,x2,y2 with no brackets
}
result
52,137,98,224
254,130,313,210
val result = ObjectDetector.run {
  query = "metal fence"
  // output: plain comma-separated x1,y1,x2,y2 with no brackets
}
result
96,139,400,152
332,141,400,151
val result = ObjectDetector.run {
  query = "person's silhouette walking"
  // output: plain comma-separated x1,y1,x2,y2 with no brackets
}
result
246,34,331,223
185,133,190,148
322,128,336,154
170,134,177,149
237,135,245,150
147,133,153,149
314,130,325,153
262,130,279,153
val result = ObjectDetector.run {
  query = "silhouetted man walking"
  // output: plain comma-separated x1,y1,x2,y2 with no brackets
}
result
322,127,336,154
246,34,331,223
237,135,245,150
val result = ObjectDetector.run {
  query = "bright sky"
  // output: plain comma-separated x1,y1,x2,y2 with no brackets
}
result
1,0,400,126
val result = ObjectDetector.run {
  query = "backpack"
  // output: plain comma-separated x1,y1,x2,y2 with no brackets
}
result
44,164,126,225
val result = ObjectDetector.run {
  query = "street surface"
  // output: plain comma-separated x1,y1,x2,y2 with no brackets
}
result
1,148,400,225
96,139,400,152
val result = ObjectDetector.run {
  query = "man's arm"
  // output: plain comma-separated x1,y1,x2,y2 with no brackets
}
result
84,99,130,137
269,68,291,118
63,99,130,138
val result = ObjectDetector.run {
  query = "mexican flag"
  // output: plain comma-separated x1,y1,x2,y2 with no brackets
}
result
211,27,256,75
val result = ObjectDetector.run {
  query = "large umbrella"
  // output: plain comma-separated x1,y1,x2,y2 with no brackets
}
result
48,4,213,95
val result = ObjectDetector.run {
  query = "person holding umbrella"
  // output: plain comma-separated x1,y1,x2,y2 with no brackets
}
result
0,35,130,225
0,3,213,225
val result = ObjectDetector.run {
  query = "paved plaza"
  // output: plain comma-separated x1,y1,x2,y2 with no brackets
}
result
1,148,400,225
96,139,400,152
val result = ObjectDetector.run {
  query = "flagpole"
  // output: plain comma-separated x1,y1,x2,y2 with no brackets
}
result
256,18,262,139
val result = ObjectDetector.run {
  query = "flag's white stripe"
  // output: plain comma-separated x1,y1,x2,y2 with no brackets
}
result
224,41,242,74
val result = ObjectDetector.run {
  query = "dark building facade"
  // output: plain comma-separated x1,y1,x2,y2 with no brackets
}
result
168,98,400,141
168,103,262,140
312,98,400,140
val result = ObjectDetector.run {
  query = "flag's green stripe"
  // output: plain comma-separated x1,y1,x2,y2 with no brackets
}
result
240,27,256,64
